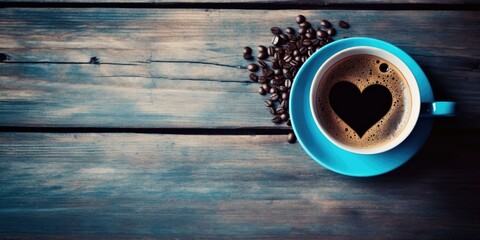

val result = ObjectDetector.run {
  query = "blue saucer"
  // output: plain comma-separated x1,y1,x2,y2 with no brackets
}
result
290,37,434,177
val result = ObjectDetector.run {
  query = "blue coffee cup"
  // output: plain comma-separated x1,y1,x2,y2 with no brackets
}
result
290,37,456,176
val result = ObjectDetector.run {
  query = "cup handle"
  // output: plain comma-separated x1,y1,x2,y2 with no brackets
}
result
420,101,457,117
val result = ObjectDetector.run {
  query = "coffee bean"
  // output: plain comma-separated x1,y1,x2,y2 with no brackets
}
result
272,116,282,124
280,113,289,121
264,99,272,107
258,60,267,69
271,27,282,35
317,29,328,38
268,46,275,56
257,45,267,52
271,61,280,69
282,68,290,75
269,107,276,115
311,39,320,46
280,99,288,108
274,52,281,60
289,34,297,42
258,76,267,83
286,27,295,34
270,87,278,94
257,52,268,60
269,93,279,101
284,78,292,88
283,55,292,63
299,47,307,55
296,15,306,24
281,92,288,100
327,27,336,36
320,19,332,28
243,46,252,54
271,36,282,46
278,86,287,92
339,20,350,29
299,21,311,29
298,27,306,35
243,53,253,60
287,131,296,143
272,77,283,86
290,60,299,67
302,39,312,46
280,34,289,43
276,107,285,115
266,69,275,78
249,73,258,82
258,87,266,95
248,63,259,72
274,68,282,75
296,40,303,49
262,83,271,92
295,56,302,62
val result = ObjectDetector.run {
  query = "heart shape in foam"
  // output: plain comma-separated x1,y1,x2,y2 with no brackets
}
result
329,81,392,137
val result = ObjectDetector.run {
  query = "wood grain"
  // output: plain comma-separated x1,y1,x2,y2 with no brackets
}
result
0,9,479,129
2,0,477,4
0,132,478,239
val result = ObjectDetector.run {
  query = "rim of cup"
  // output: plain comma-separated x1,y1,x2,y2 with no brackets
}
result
309,46,421,155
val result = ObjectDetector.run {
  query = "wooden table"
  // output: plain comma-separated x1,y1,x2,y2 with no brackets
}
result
1,1,479,239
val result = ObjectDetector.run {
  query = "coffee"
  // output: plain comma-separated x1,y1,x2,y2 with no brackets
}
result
315,54,412,149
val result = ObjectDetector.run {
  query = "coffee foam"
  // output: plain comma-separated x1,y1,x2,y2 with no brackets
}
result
316,54,412,149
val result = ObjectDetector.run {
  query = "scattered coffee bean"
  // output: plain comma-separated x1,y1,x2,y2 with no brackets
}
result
279,34,290,43
268,46,275,56
272,36,282,46
270,93,279,101
271,27,282,35
248,63,259,72
257,52,268,60
243,53,253,60
264,99,272,107
269,107,276,115
249,73,259,82
284,78,292,88
258,76,267,83
242,15,352,142
320,19,332,28
258,87,266,95
339,20,350,29
286,119,292,126
272,116,282,124
298,27,306,35
276,107,285,115
287,131,296,143
299,21,311,29
327,27,336,36
243,46,252,54
262,83,271,92
296,15,306,24
257,45,267,52
317,29,328,38
270,87,278,94
258,60,267,69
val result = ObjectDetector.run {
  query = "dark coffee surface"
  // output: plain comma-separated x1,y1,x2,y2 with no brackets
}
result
315,54,412,149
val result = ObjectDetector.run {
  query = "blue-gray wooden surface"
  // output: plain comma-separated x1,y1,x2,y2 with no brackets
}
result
0,1,479,239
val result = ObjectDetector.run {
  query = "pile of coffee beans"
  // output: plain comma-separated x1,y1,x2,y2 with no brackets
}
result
243,15,350,143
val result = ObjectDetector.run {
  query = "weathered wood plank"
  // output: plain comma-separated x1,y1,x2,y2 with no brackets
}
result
0,9,479,129
2,0,476,4
0,132,478,238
